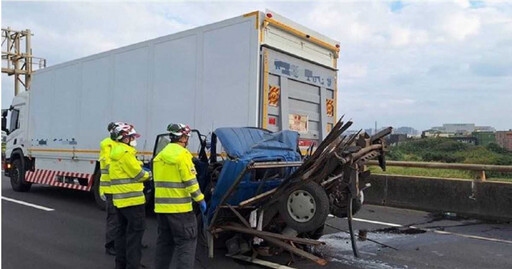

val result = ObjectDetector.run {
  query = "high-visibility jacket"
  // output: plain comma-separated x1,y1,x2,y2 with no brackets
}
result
109,142,150,208
99,137,117,195
153,143,204,213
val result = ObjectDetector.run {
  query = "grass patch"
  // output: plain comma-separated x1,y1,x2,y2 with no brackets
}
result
369,166,512,182
380,138,512,182
369,166,474,180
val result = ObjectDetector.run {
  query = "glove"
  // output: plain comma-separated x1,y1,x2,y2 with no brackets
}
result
199,200,207,215
141,167,152,181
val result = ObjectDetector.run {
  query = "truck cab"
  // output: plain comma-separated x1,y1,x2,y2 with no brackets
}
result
3,91,31,191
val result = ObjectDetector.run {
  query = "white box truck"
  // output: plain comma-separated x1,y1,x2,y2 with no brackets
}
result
3,10,340,208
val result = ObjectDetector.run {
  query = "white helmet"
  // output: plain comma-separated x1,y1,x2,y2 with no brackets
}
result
167,123,191,138
112,123,140,142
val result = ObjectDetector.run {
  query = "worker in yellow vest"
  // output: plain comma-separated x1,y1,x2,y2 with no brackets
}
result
99,122,119,256
153,123,206,269
109,123,151,269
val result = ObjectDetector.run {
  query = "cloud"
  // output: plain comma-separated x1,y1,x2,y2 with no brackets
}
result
341,63,368,79
441,12,481,40
2,1,511,132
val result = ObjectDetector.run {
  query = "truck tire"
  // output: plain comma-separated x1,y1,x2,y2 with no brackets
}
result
330,193,363,218
92,171,106,211
279,182,329,233
10,158,32,192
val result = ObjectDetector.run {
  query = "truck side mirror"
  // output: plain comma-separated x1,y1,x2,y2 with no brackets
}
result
1,115,7,133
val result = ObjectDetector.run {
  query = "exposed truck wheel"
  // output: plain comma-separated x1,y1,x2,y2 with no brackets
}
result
279,182,329,233
329,192,363,218
92,171,106,211
10,158,32,192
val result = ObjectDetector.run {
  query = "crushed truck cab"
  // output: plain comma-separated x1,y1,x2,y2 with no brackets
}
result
152,118,391,266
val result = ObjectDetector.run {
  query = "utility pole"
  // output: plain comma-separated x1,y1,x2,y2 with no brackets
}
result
2,27,46,96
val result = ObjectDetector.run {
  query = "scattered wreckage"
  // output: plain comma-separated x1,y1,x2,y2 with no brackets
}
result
153,117,391,267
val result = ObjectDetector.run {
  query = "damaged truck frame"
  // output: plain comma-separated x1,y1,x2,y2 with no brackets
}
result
153,118,391,266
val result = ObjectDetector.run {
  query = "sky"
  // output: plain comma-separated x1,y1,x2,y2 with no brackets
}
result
1,0,511,132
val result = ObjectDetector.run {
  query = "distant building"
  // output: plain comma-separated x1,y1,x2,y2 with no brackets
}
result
472,131,496,146
474,126,496,132
422,129,450,138
388,134,408,145
441,123,475,134
429,123,496,136
394,126,419,136
450,136,477,145
496,131,512,151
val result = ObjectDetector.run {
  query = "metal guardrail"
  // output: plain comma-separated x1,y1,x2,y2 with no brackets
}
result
367,160,512,181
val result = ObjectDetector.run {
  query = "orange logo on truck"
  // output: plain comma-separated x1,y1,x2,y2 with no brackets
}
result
326,99,334,117
269,85,280,107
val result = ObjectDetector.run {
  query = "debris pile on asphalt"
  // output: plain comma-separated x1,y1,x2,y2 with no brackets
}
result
209,117,392,267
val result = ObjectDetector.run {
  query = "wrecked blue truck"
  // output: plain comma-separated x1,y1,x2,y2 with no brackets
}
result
152,118,391,266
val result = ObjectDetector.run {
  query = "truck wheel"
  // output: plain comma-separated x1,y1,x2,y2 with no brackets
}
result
10,158,32,192
92,171,106,211
279,182,329,233
330,192,363,218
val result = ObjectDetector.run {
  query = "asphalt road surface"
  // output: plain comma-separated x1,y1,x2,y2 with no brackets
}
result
2,174,512,269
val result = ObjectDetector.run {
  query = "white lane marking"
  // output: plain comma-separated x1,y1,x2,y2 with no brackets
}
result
1,196,55,212
409,226,512,245
352,217,512,245
353,218,403,227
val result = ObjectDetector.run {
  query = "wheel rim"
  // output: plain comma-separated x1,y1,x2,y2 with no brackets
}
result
11,165,20,185
287,190,316,223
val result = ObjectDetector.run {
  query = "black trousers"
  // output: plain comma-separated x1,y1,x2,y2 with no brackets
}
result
115,204,146,269
105,194,118,249
155,212,198,269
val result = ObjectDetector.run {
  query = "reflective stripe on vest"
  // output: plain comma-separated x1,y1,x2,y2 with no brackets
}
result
154,179,198,189
100,164,110,175
100,181,111,186
110,170,146,185
134,170,145,181
113,191,144,200
154,197,191,204
110,178,139,185
190,189,202,199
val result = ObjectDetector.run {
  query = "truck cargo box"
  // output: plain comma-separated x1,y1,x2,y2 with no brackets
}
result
4,10,340,196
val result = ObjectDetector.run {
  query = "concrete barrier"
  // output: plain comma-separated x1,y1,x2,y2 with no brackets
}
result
362,174,512,221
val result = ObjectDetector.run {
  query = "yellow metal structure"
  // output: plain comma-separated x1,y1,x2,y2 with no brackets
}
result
1,28,46,95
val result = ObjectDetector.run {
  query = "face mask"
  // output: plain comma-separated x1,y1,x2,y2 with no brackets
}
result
129,139,137,147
